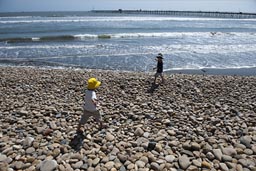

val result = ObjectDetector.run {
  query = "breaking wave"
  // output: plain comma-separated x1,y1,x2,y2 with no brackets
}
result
1,32,256,43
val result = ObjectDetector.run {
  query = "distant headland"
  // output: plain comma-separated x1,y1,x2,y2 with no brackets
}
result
91,10,256,19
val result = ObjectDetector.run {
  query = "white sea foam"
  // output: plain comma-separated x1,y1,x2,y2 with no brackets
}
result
146,44,256,54
0,44,96,49
1,16,256,24
32,37,40,41
0,16,33,19
165,66,256,71
3,31,255,44
74,34,98,39
74,32,256,39
1,43,255,55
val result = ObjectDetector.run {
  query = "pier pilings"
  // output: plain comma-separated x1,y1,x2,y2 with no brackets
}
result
92,10,256,19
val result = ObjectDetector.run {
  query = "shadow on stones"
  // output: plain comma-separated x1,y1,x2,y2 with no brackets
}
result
69,132,86,151
146,83,159,94
147,141,156,151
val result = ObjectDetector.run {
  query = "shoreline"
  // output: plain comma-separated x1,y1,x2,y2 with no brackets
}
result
165,67,256,76
1,62,256,76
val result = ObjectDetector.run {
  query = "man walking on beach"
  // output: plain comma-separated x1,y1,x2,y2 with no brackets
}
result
153,53,164,84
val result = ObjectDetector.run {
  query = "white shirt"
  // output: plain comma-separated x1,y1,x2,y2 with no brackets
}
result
84,90,97,112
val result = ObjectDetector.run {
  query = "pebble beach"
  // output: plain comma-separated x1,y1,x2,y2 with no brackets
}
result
0,66,255,171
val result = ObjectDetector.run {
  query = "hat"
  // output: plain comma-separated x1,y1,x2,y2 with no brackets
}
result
156,53,163,59
87,78,101,90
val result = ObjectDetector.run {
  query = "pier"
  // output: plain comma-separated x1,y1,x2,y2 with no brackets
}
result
92,10,256,19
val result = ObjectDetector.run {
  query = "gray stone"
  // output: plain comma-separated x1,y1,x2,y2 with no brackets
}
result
182,142,191,150
72,161,83,169
244,149,253,155
155,143,162,152
81,163,88,170
105,161,115,170
191,142,200,151
127,163,134,170
213,149,222,161
169,140,179,147
219,163,229,171
143,132,150,138
169,169,177,171
252,145,256,154
26,147,35,154
140,156,148,164
106,132,115,141
206,152,215,160
202,143,212,153
23,137,34,148
39,160,58,171
18,110,29,116
226,162,236,169
235,143,246,149
165,155,175,163
0,162,9,171
13,145,22,150
238,159,248,167
119,165,126,171
70,153,83,160
0,154,7,162
167,130,176,136
236,164,244,171
117,154,127,163
14,161,24,170
150,162,160,170
49,122,57,129
92,158,100,166
134,127,144,136
222,147,237,157
148,153,156,163
240,136,252,148
178,155,191,170
222,155,233,162
87,167,94,171
135,160,145,168
192,159,201,167
181,150,194,157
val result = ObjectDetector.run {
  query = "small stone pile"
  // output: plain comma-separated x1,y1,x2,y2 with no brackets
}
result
0,67,255,171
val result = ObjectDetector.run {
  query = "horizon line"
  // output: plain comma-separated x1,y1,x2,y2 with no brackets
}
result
0,9,256,14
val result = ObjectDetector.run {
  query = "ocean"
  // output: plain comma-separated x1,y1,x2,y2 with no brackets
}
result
1,11,256,72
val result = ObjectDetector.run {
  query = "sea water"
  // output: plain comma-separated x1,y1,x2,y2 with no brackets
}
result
1,11,256,71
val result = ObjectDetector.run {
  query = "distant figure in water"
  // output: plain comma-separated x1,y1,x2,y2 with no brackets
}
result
153,53,164,84
76,78,103,133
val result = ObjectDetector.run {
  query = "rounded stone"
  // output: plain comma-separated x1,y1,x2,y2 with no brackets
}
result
105,161,115,170
178,155,191,170
39,160,58,171
135,160,146,168
106,132,115,141
165,155,175,163
150,162,160,170
201,161,211,169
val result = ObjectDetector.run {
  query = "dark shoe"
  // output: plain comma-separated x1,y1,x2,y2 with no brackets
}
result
76,129,84,135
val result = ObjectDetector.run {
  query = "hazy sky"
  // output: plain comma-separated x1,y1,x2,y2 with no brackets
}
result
0,0,256,13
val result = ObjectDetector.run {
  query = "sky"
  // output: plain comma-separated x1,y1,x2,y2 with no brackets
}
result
0,0,256,13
